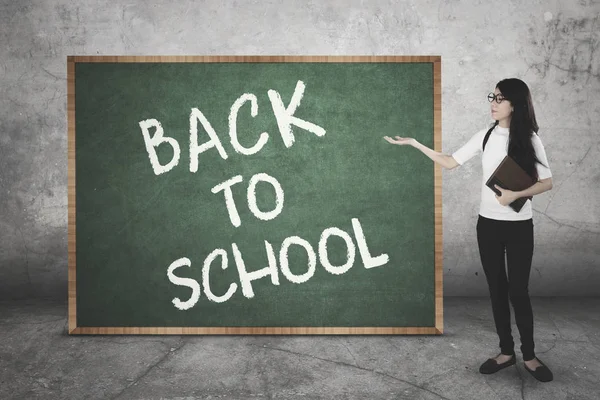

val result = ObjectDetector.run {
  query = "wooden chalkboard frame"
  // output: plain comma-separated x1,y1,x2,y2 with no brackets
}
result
67,55,442,335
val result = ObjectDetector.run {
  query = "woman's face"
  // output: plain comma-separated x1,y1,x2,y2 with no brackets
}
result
490,87,513,122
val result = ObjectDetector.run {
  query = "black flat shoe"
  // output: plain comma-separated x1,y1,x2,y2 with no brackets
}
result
479,353,516,374
524,358,553,382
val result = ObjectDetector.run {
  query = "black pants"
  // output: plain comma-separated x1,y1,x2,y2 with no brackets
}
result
476,215,536,361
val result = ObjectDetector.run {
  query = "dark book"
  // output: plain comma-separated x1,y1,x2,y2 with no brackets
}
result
486,156,536,212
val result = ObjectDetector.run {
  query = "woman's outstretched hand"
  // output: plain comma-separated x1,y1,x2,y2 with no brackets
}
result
383,136,417,146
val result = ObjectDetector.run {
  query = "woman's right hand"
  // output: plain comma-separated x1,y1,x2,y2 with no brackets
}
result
383,136,417,146
384,135,456,169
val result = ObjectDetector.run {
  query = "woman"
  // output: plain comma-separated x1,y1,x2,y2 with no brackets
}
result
384,78,554,382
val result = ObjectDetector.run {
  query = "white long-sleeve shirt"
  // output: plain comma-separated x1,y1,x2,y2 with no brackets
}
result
451,125,552,221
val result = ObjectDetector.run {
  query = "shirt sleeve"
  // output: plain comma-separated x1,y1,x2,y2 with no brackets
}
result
451,128,487,165
532,133,552,180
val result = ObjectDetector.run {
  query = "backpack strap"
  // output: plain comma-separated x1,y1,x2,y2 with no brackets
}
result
482,125,496,152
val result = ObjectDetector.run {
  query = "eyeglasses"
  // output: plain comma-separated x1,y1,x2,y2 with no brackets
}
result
487,93,507,104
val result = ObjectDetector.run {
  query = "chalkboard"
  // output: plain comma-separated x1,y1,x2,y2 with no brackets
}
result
67,56,443,335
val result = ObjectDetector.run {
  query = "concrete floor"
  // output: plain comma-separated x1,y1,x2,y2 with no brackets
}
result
1,297,598,400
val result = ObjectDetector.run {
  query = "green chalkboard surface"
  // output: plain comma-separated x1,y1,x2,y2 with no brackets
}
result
67,56,443,335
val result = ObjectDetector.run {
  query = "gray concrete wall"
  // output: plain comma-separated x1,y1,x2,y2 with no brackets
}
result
1,0,598,300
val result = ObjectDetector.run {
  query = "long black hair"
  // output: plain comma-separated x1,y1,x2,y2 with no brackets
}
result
492,78,548,181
